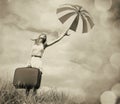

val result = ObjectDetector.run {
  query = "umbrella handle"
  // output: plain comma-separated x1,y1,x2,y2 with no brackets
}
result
64,29,70,36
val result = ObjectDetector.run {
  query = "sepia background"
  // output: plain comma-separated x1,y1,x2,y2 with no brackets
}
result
0,0,120,103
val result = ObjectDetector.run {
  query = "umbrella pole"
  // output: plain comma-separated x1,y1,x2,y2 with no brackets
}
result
64,29,71,36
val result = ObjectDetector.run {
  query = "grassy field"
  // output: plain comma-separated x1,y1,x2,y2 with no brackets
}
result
0,82,87,104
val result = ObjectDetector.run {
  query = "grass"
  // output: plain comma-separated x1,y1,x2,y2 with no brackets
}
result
0,82,86,104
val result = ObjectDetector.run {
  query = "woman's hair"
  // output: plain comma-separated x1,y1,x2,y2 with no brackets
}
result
39,33,47,44
31,32,47,45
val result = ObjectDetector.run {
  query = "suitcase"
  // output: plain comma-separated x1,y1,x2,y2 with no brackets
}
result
13,67,42,89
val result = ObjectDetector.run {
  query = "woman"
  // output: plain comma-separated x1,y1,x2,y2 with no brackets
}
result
27,31,69,95
28,32,69,69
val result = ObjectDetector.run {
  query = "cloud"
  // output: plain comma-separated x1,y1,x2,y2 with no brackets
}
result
0,0,10,19
0,0,120,103
110,0,120,27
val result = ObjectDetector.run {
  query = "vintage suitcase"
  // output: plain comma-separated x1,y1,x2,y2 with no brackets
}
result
13,67,42,89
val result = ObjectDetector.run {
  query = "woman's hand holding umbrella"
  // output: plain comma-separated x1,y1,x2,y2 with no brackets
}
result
64,29,70,36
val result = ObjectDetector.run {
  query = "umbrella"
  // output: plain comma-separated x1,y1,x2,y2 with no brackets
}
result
56,4,94,33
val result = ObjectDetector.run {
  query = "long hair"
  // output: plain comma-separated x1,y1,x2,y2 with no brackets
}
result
40,33,47,44
31,33,47,45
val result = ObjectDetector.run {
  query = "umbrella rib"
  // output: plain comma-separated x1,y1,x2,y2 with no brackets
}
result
81,10,89,14
82,13,94,28
67,4,81,10
81,15,88,33
58,12,76,24
57,7,75,13
86,16,94,28
69,14,79,31
82,12,92,19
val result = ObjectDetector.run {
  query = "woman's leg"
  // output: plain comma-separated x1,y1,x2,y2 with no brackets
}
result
26,88,30,96
31,57,42,96
33,87,37,96
31,57,43,70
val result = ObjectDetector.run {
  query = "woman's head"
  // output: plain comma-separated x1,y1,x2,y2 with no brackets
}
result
32,32,47,44
38,33,47,44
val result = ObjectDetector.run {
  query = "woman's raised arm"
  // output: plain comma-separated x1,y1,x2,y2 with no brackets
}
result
46,32,69,47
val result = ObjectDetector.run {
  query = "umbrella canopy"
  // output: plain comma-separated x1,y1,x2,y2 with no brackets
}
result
56,4,94,33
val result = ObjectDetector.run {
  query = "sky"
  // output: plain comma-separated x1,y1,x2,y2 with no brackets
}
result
0,0,120,103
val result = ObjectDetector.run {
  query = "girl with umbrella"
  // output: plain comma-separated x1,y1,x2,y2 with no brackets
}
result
27,4,94,95
27,32,69,95
28,32,69,69
28,4,94,72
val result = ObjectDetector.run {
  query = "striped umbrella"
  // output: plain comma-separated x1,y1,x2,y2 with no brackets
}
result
56,4,94,33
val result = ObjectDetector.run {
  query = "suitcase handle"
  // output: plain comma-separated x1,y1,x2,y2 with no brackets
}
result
26,65,32,68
